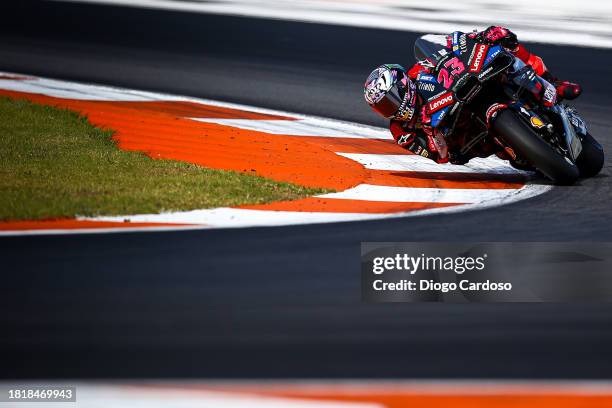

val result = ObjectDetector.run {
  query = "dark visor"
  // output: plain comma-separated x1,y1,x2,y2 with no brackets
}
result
370,84,404,119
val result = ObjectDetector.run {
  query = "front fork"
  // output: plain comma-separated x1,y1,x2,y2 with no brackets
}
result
551,105,583,161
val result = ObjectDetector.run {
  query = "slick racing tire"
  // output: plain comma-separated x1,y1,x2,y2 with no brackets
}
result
576,132,604,178
492,110,580,185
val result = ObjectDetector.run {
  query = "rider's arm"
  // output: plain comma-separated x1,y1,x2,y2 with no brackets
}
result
512,44,547,76
480,25,581,99
479,26,547,75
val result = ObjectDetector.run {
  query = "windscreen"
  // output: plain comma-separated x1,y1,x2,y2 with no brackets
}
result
414,34,448,62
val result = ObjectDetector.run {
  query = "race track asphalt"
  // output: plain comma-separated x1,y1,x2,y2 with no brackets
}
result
1,1,612,379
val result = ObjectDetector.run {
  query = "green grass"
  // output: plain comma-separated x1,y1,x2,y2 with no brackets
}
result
0,97,329,221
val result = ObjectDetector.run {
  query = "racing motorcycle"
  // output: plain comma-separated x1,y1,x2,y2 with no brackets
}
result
413,32,604,184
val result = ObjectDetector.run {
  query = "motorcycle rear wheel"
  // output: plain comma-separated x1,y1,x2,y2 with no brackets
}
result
492,110,579,185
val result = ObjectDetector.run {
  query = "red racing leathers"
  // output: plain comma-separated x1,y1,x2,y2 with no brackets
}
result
390,26,581,164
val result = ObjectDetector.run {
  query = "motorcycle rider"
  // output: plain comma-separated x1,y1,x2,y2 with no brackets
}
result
363,26,582,164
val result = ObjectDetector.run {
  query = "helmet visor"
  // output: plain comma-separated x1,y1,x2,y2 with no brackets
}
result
370,83,404,119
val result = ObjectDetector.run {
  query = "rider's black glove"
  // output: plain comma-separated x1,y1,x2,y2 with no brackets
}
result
481,26,519,51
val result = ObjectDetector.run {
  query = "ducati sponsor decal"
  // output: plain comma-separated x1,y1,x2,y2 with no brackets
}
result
469,44,489,73
427,92,454,113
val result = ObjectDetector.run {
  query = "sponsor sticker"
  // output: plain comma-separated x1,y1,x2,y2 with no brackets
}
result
469,44,489,73
459,33,468,53
484,47,501,65
397,133,412,146
530,116,545,128
427,92,454,113
543,83,557,105
477,66,494,80
395,81,416,121
419,74,436,82
429,90,447,101
485,103,507,126
418,82,436,92
452,31,459,51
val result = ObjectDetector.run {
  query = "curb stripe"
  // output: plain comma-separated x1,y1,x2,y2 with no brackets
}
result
364,170,525,189
0,72,552,234
338,153,529,174
239,198,460,213
317,184,520,203
191,118,390,139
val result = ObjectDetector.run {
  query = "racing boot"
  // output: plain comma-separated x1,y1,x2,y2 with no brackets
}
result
542,71,582,101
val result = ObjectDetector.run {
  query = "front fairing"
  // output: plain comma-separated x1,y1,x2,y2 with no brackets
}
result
413,32,510,129
506,58,543,97
414,34,448,64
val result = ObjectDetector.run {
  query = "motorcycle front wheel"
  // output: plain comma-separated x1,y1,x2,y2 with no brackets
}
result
491,109,579,185
576,132,604,178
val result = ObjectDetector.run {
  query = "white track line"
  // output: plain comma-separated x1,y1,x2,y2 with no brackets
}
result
89,208,393,227
87,181,547,228
52,0,612,48
338,153,529,174
191,118,391,139
318,184,518,203
0,180,548,234
0,76,171,101
0,184,552,236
